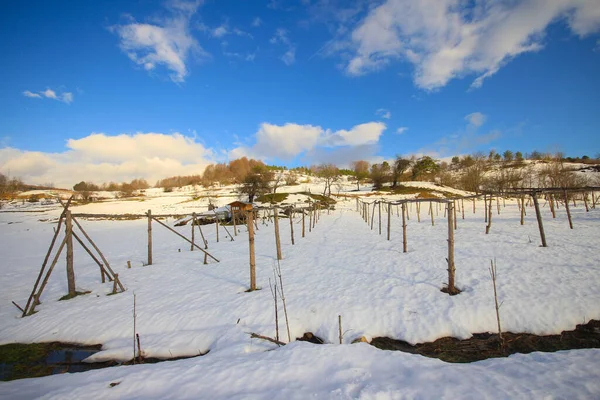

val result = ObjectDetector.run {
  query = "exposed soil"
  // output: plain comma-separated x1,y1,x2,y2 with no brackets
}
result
0,342,206,381
370,320,600,363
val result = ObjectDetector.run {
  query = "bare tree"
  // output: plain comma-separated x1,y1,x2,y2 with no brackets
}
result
351,160,370,190
314,164,340,197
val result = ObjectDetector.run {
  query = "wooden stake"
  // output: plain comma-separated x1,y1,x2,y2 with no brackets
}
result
151,217,220,262
233,210,237,236
401,203,407,253
289,208,295,245
430,202,434,226
485,196,493,234
302,210,305,238
387,202,391,241
274,208,282,260
370,203,375,230
489,259,503,349
447,201,456,295
216,215,220,242
564,190,573,230
484,194,488,223
248,210,256,291
338,315,343,345
520,196,525,226
461,199,465,220
416,202,421,222
378,201,382,235
147,209,153,266
453,200,457,230
30,236,68,314
532,193,547,247
65,211,76,297
584,192,589,212
191,214,195,251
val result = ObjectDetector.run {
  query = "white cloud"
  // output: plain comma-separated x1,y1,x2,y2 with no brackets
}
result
281,48,296,65
270,28,296,65
465,112,486,128
23,91,42,99
0,132,213,188
375,108,391,119
112,0,207,83
396,127,408,134
213,25,228,38
23,88,74,103
252,17,262,27
231,121,386,161
342,0,600,89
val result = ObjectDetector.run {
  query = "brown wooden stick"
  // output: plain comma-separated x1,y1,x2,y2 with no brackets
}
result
248,210,256,291
147,209,153,265
70,217,123,292
387,202,391,241
249,333,286,346
72,231,112,280
30,236,68,314
532,193,547,247
213,211,234,241
12,301,25,313
65,211,76,297
289,209,295,245
22,197,72,317
447,201,456,294
274,208,282,260
564,190,573,230
151,216,220,262
401,203,407,253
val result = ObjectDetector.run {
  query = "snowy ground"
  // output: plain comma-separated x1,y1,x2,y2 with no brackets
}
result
1,188,599,398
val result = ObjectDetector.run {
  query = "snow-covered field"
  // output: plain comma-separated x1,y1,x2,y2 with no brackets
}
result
1,185,599,399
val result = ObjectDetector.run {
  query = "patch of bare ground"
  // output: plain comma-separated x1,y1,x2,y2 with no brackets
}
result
370,320,600,363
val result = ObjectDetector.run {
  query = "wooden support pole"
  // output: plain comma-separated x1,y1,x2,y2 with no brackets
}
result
484,194,488,223
247,210,256,291
233,210,237,236
416,202,421,222
549,195,556,218
72,231,111,281
289,208,295,245
70,217,121,289
387,202,391,241
21,199,71,317
191,213,195,251
338,315,343,345
370,203,375,230
65,210,76,297
447,201,456,295
473,198,476,214
485,196,493,234
216,215,220,242
584,192,589,212
406,202,410,221
309,208,312,233
30,236,68,314
520,196,525,226
274,208,282,260
302,210,305,238
453,200,457,230
378,201,382,235
430,202,434,226
532,193,547,247
401,203,407,253
564,190,573,230
195,218,208,249
461,199,465,220
147,209,153,265
151,216,220,262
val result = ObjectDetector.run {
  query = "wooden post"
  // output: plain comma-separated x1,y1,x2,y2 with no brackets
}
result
447,201,456,294
147,209,153,265
248,210,256,291
378,201,382,235
370,203,375,230
430,202,434,226
274,208,282,260
216,215,220,242
592,191,596,209
564,190,573,230
387,202,391,241
233,210,237,236
532,193,547,247
309,208,312,233
65,211,76,297
356,198,359,212
520,196,525,226
472,198,475,214
302,210,305,238
191,213,195,251
549,195,556,218
484,194,488,223
289,208,295,245
461,199,465,220
416,202,421,222
496,196,500,215
453,200,457,230
338,315,343,345
485,196,493,234
401,203,407,253
584,192,589,212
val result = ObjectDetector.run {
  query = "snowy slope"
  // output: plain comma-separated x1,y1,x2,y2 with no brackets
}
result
0,193,599,398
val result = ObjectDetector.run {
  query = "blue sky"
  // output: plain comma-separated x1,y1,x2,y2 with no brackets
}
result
1,0,599,187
